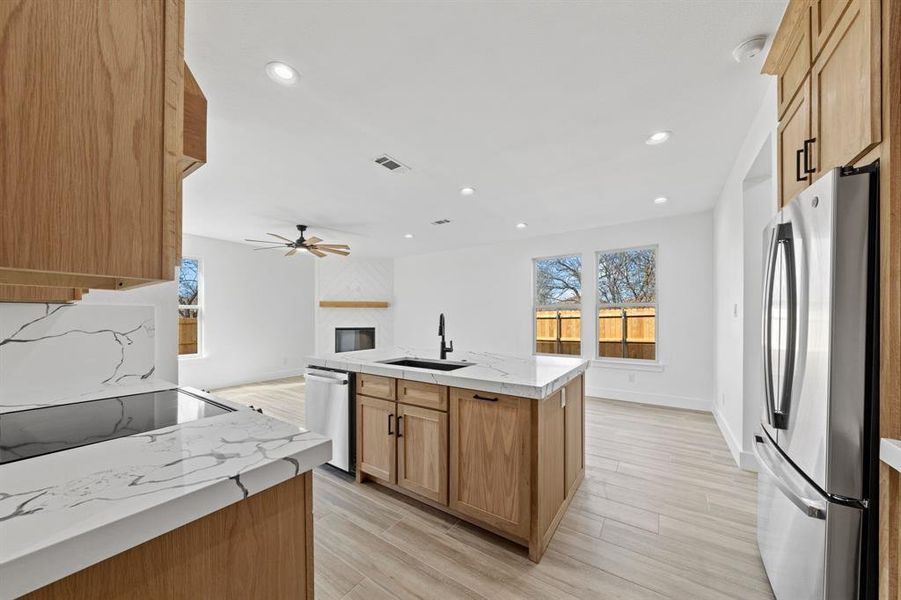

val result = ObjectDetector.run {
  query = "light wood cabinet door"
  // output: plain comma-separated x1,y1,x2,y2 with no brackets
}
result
777,8,811,119
778,77,812,207
536,391,566,539
0,0,183,289
811,0,881,176
397,404,448,504
358,396,396,483
449,388,531,540
564,376,584,496
811,0,850,57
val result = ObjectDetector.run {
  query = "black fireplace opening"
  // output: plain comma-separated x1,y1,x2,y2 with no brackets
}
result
335,327,376,353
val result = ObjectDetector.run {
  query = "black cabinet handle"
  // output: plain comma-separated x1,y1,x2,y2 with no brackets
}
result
387,413,394,435
473,394,499,402
796,148,808,182
397,415,404,438
803,138,816,174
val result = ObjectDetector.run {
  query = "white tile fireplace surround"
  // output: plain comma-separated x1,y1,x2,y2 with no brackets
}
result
0,303,155,410
315,257,394,355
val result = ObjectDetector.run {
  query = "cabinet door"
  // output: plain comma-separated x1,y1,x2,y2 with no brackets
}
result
537,391,566,539
449,388,531,540
397,404,448,504
564,376,584,496
358,396,396,483
811,0,850,57
811,0,881,175
778,77,811,207
777,8,810,119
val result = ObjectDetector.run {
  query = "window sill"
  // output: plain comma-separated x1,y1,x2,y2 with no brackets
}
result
178,353,203,361
590,359,665,372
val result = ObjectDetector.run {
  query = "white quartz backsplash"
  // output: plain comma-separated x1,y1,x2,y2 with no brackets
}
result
0,303,155,408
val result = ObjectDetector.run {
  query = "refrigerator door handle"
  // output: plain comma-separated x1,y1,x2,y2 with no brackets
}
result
754,435,826,519
773,223,797,430
761,227,779,428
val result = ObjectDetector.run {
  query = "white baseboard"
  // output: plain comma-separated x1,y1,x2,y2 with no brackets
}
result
712,406,758,472
585,386,711,412
184,368,306,392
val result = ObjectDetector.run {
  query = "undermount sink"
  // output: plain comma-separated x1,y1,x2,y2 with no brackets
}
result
377,357,473,371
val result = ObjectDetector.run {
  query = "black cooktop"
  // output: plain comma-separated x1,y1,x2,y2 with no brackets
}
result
0,389,233,465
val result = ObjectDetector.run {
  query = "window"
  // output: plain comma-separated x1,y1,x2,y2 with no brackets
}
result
178,257,200,356
596,247,657,361
534,255,581,355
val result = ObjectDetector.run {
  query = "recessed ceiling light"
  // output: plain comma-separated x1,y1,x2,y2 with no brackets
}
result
404,233,414,239
265,61,299,85
516,222,528,229
460,187,475,196
654,196,668,205
645,130,672,145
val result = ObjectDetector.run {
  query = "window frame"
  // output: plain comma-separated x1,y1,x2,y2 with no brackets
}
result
532,252,583,357
177,256,203,359
594,244,659,365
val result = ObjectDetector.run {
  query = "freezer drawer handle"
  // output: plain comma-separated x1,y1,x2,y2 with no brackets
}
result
754,436,826,520
305,374,349,385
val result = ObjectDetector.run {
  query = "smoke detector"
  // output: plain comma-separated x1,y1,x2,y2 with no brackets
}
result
732,35,768,63
373,154,410,172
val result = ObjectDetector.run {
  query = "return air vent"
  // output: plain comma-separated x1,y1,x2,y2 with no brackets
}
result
373,154,409,172
431,219,452,226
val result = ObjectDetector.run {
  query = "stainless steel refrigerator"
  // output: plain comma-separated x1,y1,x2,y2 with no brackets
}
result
755,164,879,600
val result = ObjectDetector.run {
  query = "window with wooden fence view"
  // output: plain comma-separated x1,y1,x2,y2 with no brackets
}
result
178,258,200,356
534,255,581,355
597,247,656,360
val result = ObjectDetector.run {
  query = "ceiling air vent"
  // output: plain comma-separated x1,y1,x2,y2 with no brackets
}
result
431,219,452,226
373,154,409,172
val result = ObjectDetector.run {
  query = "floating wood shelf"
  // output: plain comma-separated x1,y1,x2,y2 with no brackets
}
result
319,300,390,309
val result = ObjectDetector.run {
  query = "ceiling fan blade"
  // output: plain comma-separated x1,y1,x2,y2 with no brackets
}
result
268,233,295,243
317,247,350,256
285,248,299,257
314,244,350,250
305,236,323,245
306,247,327,258
253,246,285,251
245,238,287,244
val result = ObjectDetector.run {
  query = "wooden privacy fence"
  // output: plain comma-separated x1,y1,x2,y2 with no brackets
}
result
178,317,198,355
535,307,656,359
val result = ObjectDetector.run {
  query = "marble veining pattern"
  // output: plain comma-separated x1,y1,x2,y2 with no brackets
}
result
307,346,588,399
0,303,155,410
0,408,331,599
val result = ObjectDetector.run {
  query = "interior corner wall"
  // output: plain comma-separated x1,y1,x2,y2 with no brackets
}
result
712,79,778,470
178,234,315,390
393,211,715,411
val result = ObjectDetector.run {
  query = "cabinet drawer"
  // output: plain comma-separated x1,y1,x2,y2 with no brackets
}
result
397,379,448,411
777,8,811,119
356,373,396,401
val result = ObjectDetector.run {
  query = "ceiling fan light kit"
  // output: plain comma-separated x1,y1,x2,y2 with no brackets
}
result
244,224,350,258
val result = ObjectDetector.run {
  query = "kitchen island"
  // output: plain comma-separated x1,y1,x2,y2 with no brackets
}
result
307,347,588,562
0,382,331,600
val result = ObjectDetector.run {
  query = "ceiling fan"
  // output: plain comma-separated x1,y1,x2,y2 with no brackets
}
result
244,224,350,258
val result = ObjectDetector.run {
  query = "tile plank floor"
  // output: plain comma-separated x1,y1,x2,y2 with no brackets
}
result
214,377,774,600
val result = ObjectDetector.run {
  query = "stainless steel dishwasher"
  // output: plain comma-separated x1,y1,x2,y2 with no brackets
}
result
303,366,355,473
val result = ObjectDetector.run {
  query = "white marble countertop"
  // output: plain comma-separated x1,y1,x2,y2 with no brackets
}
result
881,439,901,473
0,388,331,599
307,346,589,399
0,379,191,414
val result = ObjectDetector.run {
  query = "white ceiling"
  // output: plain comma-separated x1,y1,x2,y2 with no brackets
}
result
183,0,786,257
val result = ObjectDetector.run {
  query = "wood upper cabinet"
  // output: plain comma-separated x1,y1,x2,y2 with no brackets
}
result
397,404,448,505
449,388,531,540
358,396,396,483
181,63,208,177
811,0,850,56
777,7,811,119
810,0,881,176
778,77,812,207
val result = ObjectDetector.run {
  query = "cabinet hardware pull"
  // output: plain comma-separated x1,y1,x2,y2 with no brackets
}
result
795,148,808,182
473,394,499,402
803,138,816,174
387,413,394,435
397,415,404,437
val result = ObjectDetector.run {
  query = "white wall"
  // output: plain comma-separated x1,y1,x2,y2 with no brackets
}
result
314,257,394,355
712,80,778,469
394,211,715,411
178,234,315,390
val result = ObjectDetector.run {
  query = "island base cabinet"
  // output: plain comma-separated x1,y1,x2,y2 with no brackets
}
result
449,389,533,541
21,472,315,600
358,396,397,483
397,404,448,504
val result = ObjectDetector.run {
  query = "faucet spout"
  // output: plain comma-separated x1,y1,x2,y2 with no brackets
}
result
439,313,453,360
